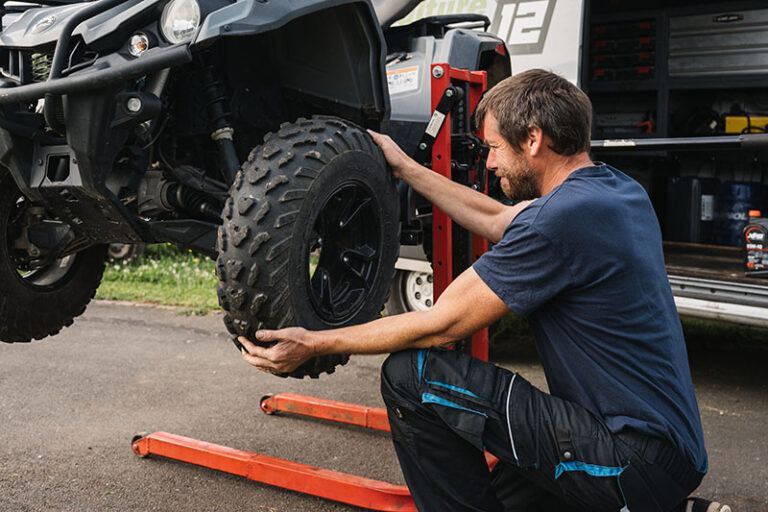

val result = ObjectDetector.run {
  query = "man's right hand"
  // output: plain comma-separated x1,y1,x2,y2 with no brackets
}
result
367,129,419,180
367,128,520,243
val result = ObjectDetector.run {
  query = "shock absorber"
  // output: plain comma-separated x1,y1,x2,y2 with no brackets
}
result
200,57,240,185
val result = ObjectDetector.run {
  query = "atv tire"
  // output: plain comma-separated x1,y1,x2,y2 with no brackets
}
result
217,116,399,378
0,174,107,343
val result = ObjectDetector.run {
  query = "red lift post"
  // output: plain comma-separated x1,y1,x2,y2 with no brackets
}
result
133,64,492,511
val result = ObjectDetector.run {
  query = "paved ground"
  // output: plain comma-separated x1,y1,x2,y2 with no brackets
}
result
0,302,766,511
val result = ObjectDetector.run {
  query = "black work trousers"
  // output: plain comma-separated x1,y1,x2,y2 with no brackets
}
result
380,348,704,512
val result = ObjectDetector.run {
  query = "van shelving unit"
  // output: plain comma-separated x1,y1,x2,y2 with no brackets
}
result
584,0,768,149
582,0,768,327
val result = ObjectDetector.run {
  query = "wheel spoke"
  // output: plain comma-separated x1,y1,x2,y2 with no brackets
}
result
312,266,336,318
316,209,336,240
340,255,369,292
334,187,357,229
339,197,371,230
343,245,377,262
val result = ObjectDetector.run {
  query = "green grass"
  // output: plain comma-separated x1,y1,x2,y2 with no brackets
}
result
96,244,768,346
95,244,318,315
95,244,219,314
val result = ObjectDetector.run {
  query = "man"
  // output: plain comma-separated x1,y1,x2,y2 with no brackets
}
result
238,70,725,512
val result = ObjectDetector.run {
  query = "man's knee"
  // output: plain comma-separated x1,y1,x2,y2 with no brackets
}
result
380,349,420,403
381,349,417,383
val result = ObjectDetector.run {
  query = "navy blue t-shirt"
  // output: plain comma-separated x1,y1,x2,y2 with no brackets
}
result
473,164,707,472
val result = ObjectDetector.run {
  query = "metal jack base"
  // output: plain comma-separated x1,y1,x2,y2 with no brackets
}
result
133,393,498,511
132,393,415,511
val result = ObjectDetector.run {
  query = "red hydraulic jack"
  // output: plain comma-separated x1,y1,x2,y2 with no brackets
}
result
132,64,493,511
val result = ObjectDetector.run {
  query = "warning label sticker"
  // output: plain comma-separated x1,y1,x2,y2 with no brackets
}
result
425,111,446,138
387,66,419,95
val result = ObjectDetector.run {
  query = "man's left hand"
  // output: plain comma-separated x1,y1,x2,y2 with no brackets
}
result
238,328,317,375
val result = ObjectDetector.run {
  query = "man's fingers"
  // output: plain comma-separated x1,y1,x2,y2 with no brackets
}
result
241,346,278,372
254,329,280,342
367,129,391,149
245,342,273,361
238,336,258,354
237,330,308,375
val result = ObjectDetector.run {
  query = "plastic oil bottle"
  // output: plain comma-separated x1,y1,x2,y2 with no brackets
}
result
744,210,768,276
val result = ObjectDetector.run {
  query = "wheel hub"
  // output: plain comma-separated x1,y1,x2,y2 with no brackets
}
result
5,191,78,289
308,181,382,323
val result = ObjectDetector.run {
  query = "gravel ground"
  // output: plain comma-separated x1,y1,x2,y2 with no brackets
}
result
0,301,765,511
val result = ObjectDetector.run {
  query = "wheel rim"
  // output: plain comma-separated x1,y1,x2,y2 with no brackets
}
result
306,181,382,324
403,271,434,311
6,192,78,290
108,243,133,260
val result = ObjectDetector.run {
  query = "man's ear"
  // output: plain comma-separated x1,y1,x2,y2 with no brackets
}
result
527,125,544,156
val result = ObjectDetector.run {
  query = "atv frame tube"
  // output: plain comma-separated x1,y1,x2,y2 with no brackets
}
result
0,45,192,104
48,0,126,81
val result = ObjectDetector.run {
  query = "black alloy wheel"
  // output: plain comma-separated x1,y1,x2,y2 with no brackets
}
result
307,181,382,323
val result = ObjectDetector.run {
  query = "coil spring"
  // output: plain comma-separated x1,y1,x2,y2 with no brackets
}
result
30,52,52,82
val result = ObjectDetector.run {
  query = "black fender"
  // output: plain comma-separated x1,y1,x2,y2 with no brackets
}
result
194,0,389,127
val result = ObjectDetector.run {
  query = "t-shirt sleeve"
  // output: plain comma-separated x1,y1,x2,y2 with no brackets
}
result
472,221,571,317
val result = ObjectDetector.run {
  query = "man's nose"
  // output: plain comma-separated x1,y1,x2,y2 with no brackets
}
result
486,149,497,171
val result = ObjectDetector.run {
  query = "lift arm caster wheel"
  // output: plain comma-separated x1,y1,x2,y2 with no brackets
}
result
131,432,151,458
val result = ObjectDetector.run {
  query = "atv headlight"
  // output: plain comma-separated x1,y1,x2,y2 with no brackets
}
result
160,0,200,44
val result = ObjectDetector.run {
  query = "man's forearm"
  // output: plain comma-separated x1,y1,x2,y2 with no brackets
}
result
312,309,450,356
401,161,512,242
241,267,511,374
311,267,510,357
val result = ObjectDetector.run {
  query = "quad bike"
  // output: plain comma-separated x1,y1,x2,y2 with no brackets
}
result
0,0,509,377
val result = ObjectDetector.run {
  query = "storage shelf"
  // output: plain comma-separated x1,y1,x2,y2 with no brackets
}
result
587,81,661,93
591,134,768,151
665,242,768,287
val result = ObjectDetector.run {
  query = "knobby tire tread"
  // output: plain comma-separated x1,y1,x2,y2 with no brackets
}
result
217,116,399,378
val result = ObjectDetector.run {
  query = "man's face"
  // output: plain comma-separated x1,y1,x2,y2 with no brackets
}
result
483,114,540,202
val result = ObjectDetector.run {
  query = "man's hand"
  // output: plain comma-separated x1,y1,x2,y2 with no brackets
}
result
368,129,521,242
367,129,419,180
238,328,317,375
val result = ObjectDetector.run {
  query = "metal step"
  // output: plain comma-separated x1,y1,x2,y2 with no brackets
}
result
668,275,768,308
670,275,768,328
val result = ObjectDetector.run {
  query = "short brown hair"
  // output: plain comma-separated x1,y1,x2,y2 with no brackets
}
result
475,69,592,155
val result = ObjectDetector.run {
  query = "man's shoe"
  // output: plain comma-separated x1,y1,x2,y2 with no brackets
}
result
684,497,732,512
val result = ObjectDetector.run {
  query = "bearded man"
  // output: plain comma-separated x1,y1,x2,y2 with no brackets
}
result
237,69,725,512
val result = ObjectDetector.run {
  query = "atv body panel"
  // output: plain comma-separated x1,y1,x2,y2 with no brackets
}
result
0,0,389,252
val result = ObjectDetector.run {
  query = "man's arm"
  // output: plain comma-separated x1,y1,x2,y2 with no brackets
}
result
238,267,510,374
368,130,527,243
